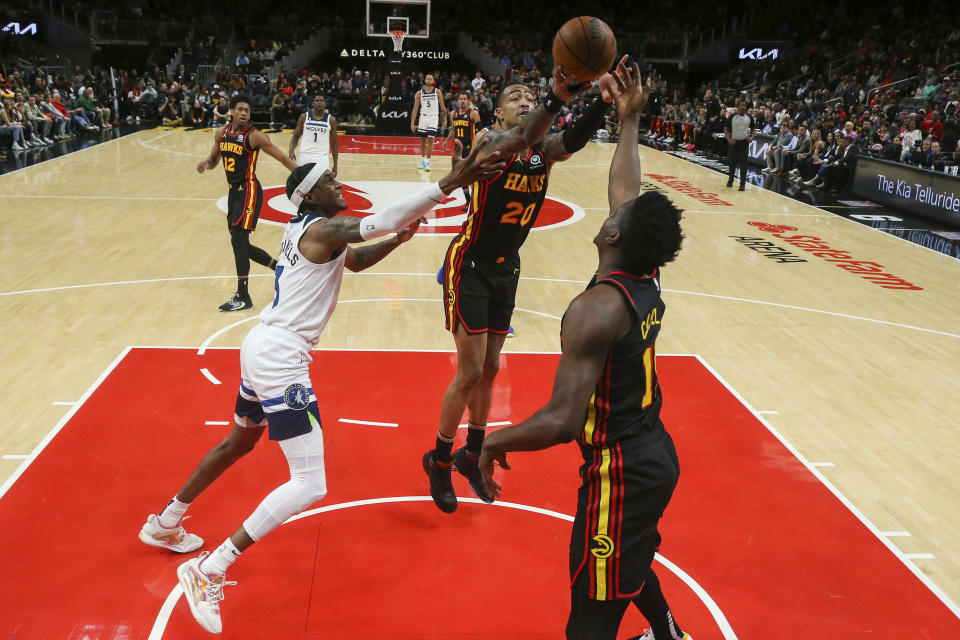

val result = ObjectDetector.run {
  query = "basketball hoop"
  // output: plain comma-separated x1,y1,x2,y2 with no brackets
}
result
389,28,406,53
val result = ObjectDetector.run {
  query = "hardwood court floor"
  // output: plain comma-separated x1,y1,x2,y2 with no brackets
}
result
0,129,958,633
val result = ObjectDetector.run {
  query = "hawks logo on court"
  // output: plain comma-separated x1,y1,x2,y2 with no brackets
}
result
216,181,584,235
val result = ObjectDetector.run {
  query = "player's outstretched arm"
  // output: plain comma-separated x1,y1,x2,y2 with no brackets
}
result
478,286,631,499
482,65,589,157
252,129,297,172
289,113,306,160
298,139,505,263
605,59,652,213
197,127,222,173
344,218,423,272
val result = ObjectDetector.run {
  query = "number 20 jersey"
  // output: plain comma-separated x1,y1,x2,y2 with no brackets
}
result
449,145,549,263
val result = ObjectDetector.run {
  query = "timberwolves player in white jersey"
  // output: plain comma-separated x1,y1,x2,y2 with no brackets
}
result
411,74,446,171
289,94,339,175
138,139,505,634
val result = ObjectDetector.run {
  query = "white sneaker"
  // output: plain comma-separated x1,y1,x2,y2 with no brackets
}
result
139,514,203,553
424,159,431,171
761,167,773,173
11,142,24,151
177,552,236,634
43,137,54,144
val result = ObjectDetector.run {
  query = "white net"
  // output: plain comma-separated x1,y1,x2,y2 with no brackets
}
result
389,29,406,52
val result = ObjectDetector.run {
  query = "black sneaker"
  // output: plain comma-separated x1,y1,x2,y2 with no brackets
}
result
422,451,457,513
726,180,733,188
218,293,253,312
453,447,494,503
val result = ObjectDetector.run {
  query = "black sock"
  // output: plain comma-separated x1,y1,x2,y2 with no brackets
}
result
237,277,248,297
434,431,455,463
632,568,683,640
465,422,486,456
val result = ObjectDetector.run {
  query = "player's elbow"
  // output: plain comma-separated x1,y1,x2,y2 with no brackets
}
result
544,407,582,444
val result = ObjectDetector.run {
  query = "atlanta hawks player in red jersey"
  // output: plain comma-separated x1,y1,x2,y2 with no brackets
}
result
422,59,622,515
197,94,297,312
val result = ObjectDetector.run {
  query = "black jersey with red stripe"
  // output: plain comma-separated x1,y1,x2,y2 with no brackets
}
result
449,145,549,263
576,270,666,450
218,123,259,186
451,107,476,147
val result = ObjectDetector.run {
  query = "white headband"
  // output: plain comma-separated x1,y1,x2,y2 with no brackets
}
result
288,163,328,208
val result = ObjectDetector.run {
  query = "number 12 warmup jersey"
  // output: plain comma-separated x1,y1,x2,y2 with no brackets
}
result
448,145,549,263
259,213,347,346
219,123,259,186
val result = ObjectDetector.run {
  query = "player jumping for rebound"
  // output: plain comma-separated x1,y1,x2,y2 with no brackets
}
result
478,60,692,640
139,139,504,635
423,60,615,513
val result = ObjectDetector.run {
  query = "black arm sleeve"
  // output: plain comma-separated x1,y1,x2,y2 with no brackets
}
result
562,97,610,154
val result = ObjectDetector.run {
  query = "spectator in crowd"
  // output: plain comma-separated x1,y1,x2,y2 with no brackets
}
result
1,99,31,150
24,94,57,142
77,87,111,129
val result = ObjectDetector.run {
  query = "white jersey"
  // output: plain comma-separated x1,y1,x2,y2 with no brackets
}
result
419,88,440,120
258,214,346,345
297,112,331,164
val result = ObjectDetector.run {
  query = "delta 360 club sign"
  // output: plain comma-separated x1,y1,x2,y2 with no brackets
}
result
217,181,585,235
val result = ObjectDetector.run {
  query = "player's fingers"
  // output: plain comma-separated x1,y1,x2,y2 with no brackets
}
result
497,454,511,470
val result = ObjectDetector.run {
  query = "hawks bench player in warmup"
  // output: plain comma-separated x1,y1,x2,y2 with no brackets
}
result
197,94,297,312
448,91,481,209
422,61,616,513
478,61,692,640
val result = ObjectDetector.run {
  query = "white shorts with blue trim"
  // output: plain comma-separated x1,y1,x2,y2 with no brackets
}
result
417,115,439,137
234,322,321,441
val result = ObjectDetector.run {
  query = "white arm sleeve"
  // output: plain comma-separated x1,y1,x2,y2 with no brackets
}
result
358,182,447,240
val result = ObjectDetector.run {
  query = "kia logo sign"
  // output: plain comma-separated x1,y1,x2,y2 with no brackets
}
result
739,47,778,60
2,22,38,36
216,180,584,236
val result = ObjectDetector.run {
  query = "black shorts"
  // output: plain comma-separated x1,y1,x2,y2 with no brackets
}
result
570,429,680,601
458,142,472,158
226,179,263,231
442,249,519,335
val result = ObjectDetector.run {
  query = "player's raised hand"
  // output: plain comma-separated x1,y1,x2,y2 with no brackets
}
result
552,65,592,102
599,56,651,118
478,445,510,501
445,137,505,189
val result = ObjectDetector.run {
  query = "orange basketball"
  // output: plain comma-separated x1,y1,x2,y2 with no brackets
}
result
552,17,618,83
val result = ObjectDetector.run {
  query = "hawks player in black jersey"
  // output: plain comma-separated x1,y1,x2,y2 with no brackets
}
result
447,92,481,210
422,60,617,515
478,61,692,640
197,95,297,311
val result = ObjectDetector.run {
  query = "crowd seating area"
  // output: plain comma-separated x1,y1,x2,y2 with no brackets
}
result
3,0,959,187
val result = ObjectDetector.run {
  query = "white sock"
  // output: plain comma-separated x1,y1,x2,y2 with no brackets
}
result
158,496,190,529
200,538,242,577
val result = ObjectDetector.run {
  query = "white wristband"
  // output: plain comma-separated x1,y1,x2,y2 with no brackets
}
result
358,182,447,240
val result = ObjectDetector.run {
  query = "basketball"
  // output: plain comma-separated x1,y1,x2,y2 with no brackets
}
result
552,17,618,83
